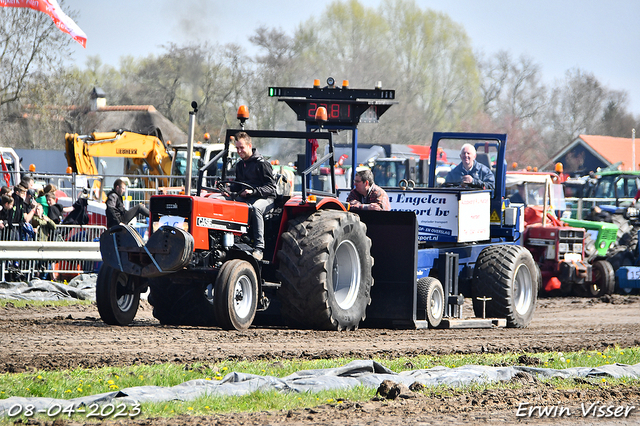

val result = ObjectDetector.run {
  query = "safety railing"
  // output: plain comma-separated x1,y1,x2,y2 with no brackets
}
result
0,224,106,282
0,224,106,242
2,171,191,282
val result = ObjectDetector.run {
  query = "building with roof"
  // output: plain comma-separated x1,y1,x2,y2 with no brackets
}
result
542,135,640,176
84,88,187,145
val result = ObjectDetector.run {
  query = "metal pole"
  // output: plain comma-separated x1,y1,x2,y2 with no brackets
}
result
185,103,198,196
633,128,636,171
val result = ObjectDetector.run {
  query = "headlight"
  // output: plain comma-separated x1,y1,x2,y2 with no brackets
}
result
599,241,606,249
573,243,582,253
558,243,569,253
609,242,616,249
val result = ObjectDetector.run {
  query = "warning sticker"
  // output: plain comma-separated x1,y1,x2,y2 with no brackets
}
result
490,210,501,223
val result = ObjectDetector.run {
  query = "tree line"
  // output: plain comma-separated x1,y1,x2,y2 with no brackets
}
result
1,0,638,168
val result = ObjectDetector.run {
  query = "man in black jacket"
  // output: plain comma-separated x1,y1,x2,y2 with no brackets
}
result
105,178,150,229
233,132,276,260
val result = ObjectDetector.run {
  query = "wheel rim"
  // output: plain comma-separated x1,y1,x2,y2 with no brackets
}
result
233,275,254,319
115,273,135,312
589,266,603,296
430,286,444,319
513,264,533,315
332,240,361,310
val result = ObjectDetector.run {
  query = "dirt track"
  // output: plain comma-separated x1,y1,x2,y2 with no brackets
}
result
2,294,640,425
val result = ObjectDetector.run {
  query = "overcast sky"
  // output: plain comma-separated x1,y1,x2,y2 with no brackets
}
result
62,0,640,120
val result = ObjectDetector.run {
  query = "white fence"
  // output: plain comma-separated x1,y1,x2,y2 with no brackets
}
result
0,171,186,283
0,224,106,282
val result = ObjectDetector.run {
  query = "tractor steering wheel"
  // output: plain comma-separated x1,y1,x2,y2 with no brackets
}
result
215,179,259,201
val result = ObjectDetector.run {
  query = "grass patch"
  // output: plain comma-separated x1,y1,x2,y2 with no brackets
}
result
1,346,638,423
0,299,92,309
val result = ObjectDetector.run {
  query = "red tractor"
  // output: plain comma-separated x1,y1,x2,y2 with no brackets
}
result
96,106,375,330
506,172,614,297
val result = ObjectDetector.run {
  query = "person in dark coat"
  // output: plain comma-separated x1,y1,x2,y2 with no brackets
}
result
45,192,73,224
444,144,495,190
105,179,150,229
0,194,17,240
233,132,276,260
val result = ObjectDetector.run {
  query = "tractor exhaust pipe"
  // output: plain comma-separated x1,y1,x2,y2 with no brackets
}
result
185,102,198,196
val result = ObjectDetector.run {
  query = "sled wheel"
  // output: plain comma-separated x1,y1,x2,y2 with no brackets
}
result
417,277,444,328
96,265,141,326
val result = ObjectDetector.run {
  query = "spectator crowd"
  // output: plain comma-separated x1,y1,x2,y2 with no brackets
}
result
0,177,73,241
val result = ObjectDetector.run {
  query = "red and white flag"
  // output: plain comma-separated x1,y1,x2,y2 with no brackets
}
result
0,155,10,186
0,0,87,48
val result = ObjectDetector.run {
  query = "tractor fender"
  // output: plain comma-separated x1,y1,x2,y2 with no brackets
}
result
274,196,348,259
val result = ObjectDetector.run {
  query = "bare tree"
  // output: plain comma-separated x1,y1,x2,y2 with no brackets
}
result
545,68,609,148
597,91,638,138
0,3,75,108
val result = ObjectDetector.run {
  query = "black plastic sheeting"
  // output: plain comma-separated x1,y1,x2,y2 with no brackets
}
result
0,275,96,301
1,360,639,416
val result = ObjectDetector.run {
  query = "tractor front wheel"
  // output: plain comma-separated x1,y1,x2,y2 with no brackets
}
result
214,259,258,330
96,265,142,326
588,260,615,297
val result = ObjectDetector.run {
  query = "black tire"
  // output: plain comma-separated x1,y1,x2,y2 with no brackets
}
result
583,232,598,263
277,210,373,330
417,277,444,328
618,228,638,254
148,276,217,326
96,265,141,326
612,214,634,249
472,245,538,328
608,247,638,295
214,259,258,330
587,260,615,297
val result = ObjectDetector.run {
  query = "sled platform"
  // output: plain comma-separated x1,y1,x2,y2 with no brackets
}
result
414,318,507,329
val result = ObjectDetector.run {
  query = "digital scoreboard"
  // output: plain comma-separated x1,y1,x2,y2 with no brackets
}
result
268,78,396,125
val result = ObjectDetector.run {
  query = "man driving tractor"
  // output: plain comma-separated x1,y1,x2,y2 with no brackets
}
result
233,132,276,261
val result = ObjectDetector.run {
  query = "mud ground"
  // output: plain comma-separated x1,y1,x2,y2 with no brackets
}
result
1,295,640,425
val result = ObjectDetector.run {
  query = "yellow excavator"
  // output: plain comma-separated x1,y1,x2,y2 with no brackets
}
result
65,130,235,198
65,129,172,178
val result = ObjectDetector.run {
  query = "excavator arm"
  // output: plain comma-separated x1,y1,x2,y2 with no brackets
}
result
65,131,172,176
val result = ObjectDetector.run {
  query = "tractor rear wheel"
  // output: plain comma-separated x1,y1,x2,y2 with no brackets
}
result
96,265,142,326
587,260,615,297
277,210,373,330
472,245,538,328
214,259,258,330
148,276,217,326
417,277,444,328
